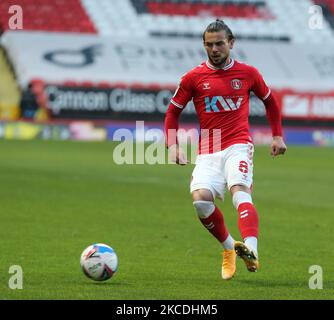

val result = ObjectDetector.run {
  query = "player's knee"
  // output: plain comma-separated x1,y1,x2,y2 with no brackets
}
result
232,191,253,209
193,200,215,219
192,189,214,202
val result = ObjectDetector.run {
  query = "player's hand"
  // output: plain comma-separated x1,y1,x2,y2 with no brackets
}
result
271,136,287,157
168,144,189,165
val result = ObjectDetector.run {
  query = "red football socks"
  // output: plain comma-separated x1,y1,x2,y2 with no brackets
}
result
199,206,229,243
237,202,259,239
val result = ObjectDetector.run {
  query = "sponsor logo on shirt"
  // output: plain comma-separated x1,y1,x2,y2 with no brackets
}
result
204,96,243,112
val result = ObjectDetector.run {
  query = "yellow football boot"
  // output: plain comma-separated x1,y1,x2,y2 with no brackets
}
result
221,249,236,280
234,241,259,272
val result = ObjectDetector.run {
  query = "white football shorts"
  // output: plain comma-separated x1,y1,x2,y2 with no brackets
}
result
190,143,254,200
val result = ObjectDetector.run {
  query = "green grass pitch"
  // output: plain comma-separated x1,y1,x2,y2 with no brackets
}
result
0,140,333,299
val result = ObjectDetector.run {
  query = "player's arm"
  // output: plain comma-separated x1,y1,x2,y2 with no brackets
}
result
165,104,188,165
263,93,287,156
164,75,193,165
251,68,287,157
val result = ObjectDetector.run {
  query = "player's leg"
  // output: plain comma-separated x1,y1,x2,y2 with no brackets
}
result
224,143,259,272
192,188,236,280
190,153,236,279
230,185,259,272
192,188,234,250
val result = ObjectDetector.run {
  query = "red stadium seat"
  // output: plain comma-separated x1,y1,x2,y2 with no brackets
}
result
145,1,273,19
0,0,97,33
79,81,94,88
147,83,162,91
63,80,78,87
97,82,112,89
130,82,147,90
111,82,129,89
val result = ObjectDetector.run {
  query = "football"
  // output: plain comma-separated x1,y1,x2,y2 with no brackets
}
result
80,243,118,281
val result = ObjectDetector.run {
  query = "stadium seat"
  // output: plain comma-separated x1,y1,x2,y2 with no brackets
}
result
79,81,94,88
110,82,129,89
63,80,79,87
97,81,113,89
81,0,148,37
144,1,272,19
0,0,97,33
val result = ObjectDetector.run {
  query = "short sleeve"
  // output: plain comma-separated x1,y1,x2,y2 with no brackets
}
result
250,67,271,101
170,72,193,109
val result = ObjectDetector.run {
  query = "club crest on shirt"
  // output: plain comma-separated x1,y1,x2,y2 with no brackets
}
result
203,82,211,90
231,79,242,90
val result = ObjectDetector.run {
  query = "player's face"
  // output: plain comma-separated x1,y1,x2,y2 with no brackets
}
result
203,31,234,67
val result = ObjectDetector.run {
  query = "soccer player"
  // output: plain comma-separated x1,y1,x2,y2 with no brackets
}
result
164,19,287,280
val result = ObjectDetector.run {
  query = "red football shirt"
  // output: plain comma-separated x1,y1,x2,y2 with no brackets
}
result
170,59,271,154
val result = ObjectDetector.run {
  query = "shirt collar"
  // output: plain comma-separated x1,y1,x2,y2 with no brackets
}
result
206,58,235,71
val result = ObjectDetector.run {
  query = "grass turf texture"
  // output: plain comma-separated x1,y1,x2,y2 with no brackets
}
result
0,140,333,300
